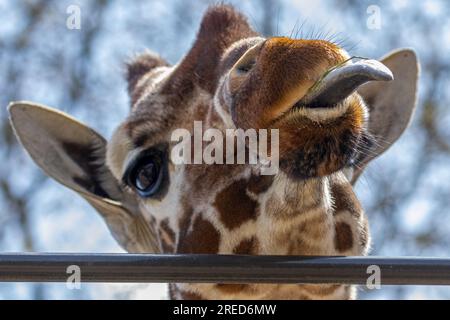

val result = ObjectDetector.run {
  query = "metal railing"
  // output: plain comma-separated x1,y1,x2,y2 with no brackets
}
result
1,254,450,285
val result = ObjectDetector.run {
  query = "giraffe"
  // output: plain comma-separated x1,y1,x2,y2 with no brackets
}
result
8,5,418,299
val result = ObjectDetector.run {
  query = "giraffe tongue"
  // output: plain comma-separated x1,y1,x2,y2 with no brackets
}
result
300,59,394,108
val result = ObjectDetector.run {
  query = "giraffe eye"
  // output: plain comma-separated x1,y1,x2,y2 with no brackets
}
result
125,150,164,198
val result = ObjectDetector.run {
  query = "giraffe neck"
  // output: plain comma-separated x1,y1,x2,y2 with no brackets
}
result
257,175,335,256
153,102,368,300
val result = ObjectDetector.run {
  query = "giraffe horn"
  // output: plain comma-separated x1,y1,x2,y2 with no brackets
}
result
301,59,394,108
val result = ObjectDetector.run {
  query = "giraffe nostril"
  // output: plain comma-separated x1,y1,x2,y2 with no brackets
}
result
232,42,262,76
236,58,256,74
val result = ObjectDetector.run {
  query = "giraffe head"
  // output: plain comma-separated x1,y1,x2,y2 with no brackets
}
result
9,5,418,269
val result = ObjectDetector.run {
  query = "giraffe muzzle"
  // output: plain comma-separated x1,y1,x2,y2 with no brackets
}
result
298,59,394,109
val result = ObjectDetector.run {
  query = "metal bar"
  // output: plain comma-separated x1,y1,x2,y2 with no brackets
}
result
1,253,450,285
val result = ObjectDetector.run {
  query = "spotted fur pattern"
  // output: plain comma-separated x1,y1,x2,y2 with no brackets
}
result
106,5,371,300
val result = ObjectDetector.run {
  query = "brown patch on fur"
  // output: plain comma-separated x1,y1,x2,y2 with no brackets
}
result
233,237,258,255
179,290,204,300
334,222,354,252
247,175,274,195
214,179,258,230
331,181,363,217
177,215,220,254
159,218,176,253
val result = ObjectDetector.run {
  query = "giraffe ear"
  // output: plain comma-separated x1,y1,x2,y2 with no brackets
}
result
350,49,419,184
126,51,169,105
8,102,160,253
